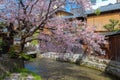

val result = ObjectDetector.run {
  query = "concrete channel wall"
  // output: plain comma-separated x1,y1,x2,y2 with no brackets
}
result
38,52,120,78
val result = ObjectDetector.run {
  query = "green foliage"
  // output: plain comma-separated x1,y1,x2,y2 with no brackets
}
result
2,68,41,80
9,52,17,58
15,68,42,80
0,73,10,80
0,22,6,29
19,53,34,60
8,45,33,60
31,30,39,45
8,45,18,58
31,40,38,46
0,38,7,46
94,9,101,16
104,19,120,31
0,38,7,51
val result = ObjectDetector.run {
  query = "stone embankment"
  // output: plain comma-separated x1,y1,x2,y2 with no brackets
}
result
0,54,23,78
38,52,120,78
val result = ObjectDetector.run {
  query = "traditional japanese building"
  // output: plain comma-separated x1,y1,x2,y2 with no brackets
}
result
86,3,120,32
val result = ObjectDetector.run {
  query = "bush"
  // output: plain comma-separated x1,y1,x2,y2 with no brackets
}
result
16,68,42,80
104,19,120,31
4,68,42,80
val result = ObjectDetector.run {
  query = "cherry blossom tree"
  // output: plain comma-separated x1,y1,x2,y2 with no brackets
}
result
39,18,106,55
0,0,105,55
0,0,67,52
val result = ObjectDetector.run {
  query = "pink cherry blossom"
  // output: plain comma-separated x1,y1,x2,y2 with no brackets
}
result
0,0,105,55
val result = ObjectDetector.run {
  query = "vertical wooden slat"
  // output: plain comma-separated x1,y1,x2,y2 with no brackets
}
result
109,35,120,62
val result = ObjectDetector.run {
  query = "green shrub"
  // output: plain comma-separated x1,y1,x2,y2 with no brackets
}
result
15,68,42,80
94,9,101,16
19,53,34,60
104,19,120,31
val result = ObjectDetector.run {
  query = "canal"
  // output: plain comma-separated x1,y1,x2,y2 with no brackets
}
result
25,58,118,80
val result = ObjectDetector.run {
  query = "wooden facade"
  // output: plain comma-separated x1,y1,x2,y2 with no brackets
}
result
83,32,120,62
55,10,73,18
87,10,120,31
107,33,120,62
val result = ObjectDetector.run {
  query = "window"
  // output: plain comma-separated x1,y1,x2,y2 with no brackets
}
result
91,0,96,5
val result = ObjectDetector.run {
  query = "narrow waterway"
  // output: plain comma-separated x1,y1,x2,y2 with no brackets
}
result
25,58,118,80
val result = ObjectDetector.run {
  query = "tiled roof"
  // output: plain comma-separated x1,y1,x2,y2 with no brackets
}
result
61,3,120,18
101,31,120,36
70,7,85,16
86,3,120,15
56,8,74,15
49,8,73,16
50,3,120,19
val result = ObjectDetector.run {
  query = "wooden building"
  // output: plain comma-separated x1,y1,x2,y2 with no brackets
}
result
85,3,120,61
49,8,74,18
41,5,120,61
86,3,120,32
105,32,120,62
55,9,73,18
44,8,85,35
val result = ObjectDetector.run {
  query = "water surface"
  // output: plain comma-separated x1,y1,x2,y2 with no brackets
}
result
25,58,118,80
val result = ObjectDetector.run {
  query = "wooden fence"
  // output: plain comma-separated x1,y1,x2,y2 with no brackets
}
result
108,33,120,62
86,32,120,62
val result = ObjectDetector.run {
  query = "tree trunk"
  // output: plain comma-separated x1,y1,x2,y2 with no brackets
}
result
20,43,25,53
20,38,26,67
20,38,25,53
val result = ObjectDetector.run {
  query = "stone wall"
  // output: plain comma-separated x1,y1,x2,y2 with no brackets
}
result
0,54,24,78
38,52,120,78
81,56,120,78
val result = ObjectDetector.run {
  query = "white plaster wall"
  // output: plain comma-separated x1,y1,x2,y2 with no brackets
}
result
92,0,117,9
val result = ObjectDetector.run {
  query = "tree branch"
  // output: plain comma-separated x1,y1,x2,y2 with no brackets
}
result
29,0,39,15
25,38,41,44
24,0,53,39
